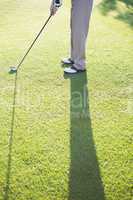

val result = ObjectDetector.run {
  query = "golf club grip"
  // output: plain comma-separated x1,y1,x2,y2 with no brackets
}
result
17,14,52,70
54,0,62,7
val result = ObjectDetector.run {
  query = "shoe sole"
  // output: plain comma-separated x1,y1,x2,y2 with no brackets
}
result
64,69,86,74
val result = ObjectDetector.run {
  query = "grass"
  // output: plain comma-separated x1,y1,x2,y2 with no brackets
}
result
98,0,133,27
0,0,132,200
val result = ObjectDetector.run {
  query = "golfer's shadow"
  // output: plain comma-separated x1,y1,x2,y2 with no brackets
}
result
65,72,105,200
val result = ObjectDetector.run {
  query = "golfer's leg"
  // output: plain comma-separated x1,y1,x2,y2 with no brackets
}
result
71,0,93,70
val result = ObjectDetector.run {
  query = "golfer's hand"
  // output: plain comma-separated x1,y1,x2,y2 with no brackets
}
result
50,2,58,15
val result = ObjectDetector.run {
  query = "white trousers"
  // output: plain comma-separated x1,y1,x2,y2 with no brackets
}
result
71,0,93,70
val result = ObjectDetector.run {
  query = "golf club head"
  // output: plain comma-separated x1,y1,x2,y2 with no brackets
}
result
9,66,17,74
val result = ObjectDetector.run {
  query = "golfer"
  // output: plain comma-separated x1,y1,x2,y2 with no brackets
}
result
50,0,93,74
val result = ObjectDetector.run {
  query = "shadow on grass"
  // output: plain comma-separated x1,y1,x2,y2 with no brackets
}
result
116,9,133,26
99,0,117,15
64,72,105,200
3,73,18,200
98,0,133,27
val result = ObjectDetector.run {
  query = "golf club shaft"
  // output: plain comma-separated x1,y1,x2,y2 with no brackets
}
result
17,14,52,70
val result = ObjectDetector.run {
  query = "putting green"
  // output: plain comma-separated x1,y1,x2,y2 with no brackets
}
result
0,0,132,200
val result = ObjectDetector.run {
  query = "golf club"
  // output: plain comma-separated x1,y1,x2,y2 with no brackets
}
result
9,0,63,73
9,14,53,73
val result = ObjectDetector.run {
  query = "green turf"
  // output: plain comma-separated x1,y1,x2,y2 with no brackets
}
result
0,0,132,200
